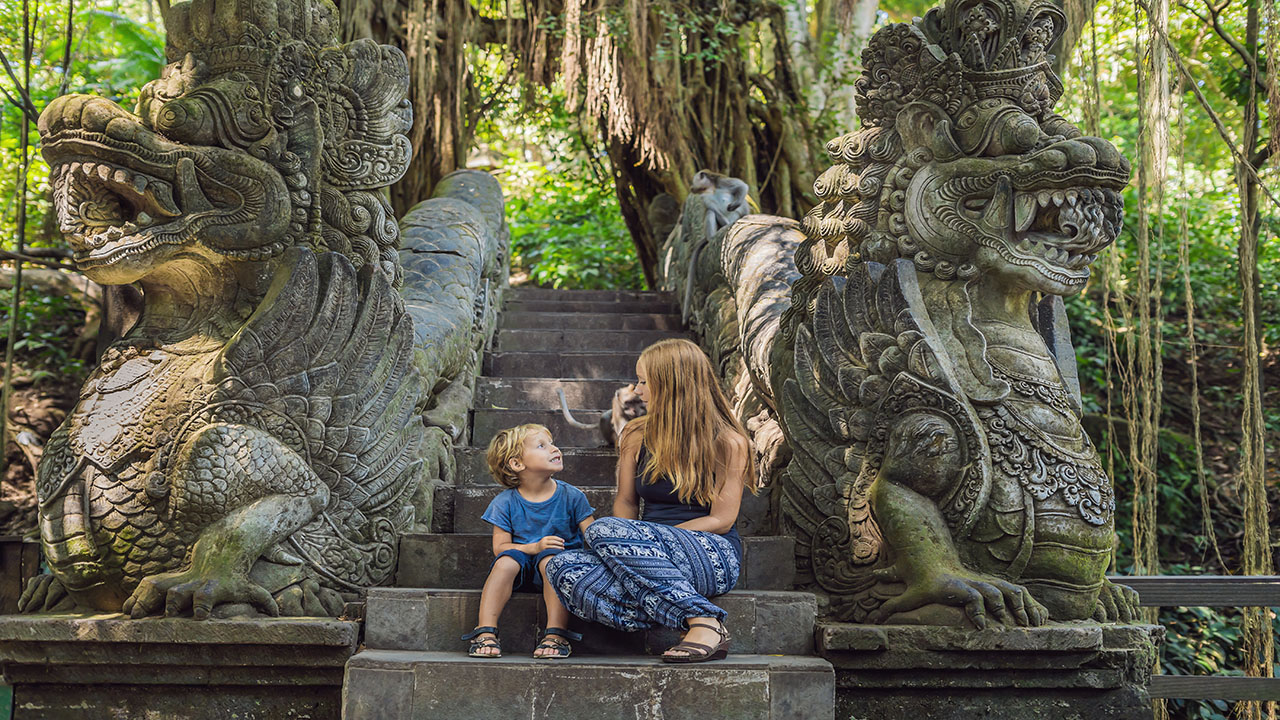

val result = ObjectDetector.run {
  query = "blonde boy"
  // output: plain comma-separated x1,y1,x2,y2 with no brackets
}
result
461,424,594,659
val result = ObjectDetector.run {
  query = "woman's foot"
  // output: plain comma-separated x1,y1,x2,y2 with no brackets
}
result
462,626,502,657
662,619,730,663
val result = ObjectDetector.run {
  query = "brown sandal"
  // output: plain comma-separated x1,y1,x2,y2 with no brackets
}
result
662,621,730,663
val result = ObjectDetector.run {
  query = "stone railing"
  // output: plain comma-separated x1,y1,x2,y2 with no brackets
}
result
397,169,509,529
656,177,801,536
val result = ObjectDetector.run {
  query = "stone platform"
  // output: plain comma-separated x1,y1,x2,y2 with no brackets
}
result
818,622,1164,720
0,614,359,719
343,650,834,719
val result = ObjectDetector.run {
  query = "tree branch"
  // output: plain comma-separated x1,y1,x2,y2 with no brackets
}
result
0,47,39,120
1177,0,1268,95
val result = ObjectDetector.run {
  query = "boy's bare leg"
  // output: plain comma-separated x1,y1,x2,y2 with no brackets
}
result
536,555,572,658
473,556,521,656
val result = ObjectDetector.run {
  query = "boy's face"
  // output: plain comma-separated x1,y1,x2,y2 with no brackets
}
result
510,430,562,478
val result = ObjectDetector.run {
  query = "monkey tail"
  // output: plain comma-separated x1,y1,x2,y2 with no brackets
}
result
557,388,599,429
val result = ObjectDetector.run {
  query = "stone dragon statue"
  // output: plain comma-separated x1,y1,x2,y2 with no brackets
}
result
776,0,1141,626
18,0,465,619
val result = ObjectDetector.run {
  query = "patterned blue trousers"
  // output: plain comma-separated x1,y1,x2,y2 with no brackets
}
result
545,517,740,631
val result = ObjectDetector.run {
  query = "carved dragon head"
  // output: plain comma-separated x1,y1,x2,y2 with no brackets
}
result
798,0,1127,301
39,0,411,287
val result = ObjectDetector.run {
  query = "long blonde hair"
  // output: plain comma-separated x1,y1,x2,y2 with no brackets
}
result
633,339,757,505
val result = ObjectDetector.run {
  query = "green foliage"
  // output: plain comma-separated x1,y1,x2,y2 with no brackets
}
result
504,161,644,290
0,285,85,384
473,48,644,290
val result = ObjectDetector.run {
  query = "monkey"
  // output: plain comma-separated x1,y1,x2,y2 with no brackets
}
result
684,171,755,323
557,384,647,448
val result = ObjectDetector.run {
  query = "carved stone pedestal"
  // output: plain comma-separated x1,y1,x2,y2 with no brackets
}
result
0,614,359,719
818,623,1164,720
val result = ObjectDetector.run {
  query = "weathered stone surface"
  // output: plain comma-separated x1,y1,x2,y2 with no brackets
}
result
503,299,679,314
494,328,690,352
0,614,357,719
473,408,611,447
819,622,1163,719
483,351,642,380
474,378,631,413
24,0,502,623
774,0,1136,628
365,587,815,656
343,650,834,720
506,288,676,303
499,311,684,331
395,533,796,590
454,444,617,485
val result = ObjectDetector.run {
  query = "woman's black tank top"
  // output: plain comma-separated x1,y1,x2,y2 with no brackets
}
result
634,443,743,560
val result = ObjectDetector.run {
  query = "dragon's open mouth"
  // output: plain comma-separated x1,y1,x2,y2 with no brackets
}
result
51,152,222,267
997,185,1123,283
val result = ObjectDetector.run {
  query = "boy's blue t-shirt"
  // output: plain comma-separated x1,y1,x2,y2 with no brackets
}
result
481,479,595,550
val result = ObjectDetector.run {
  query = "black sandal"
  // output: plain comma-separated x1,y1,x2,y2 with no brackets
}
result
534,627,582,659
662,621,730,663
462,626,502,658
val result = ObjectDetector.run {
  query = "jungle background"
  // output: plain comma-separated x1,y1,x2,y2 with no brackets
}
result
0,0,1275,717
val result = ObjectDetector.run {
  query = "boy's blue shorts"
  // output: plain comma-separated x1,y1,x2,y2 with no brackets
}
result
495,548,561,591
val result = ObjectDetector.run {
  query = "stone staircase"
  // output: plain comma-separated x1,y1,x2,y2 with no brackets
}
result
342,288,834,719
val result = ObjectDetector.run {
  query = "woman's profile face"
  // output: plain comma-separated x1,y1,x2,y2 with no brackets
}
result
635,360,650,404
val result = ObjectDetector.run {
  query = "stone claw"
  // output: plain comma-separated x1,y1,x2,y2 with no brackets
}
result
123,569,280,620
18,574,76,613
274,577,345,617
1092,578,1141,623
868,569,1049,629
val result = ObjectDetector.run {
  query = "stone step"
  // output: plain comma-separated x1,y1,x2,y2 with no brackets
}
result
499,311,684,331
363,587,818,658
395,533,796,591
455,445,617,485
503,299,679,314
473,408,614,447
506,288,674,303
473,377,634,412
493,328,687,353
344,649,834,720
431,485,616,533
483,351,640,379
433,483,773,536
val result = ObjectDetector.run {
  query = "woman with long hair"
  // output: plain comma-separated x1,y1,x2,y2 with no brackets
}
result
545,338,757,662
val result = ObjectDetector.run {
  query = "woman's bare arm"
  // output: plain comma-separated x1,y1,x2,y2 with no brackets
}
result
676,431,749,534
612,423,642,520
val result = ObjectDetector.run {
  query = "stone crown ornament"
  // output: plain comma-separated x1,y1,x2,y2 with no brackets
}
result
23,0,425,619
777,0,1140,626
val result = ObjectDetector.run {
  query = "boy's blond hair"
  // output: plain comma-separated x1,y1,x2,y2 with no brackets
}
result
485,424,552,488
